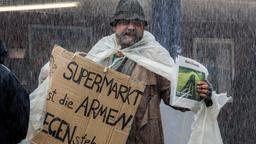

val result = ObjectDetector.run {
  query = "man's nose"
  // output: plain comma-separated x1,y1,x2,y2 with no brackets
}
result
127,23,135,30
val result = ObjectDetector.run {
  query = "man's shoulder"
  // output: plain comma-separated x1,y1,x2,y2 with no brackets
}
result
0,64,22,90
98,34,115,43
88,34,116,55
0,64,11,75
0,64,18,81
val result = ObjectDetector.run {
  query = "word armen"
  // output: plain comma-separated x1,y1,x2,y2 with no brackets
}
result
75,96,133,130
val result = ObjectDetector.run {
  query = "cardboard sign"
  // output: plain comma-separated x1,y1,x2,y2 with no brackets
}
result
32,45,145,144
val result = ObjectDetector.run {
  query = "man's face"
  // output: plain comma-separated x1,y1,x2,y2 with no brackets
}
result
113,19,145,48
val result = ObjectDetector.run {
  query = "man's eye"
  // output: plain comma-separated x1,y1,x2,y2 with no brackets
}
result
133,21,144,26
129,21,143,26
117,19,144,26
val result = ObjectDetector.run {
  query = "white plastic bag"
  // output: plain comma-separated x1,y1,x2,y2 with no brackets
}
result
161,92,232,144
188,92,232,144
25,77,49,142
38,62,49,85
161,103,194,144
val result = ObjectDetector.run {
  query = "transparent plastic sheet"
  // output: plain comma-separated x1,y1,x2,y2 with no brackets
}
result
161,103,194,144
161,92,232,144
86,31,177,97
38,62,49,85
27,78,48,140
188,92,232,144
171,56,209,111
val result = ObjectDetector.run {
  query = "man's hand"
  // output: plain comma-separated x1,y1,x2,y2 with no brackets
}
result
197,80,210,98
197,80,213,107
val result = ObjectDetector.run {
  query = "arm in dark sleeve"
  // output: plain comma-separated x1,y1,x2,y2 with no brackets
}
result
157,75,189,112
6,72,30,143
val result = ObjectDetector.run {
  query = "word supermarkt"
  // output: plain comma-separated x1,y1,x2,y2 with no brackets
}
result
63,61,142,106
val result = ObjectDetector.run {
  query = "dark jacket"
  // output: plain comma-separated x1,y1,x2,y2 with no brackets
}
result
0,64,30,144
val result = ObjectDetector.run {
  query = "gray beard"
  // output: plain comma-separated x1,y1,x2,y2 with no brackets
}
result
119,33,142,48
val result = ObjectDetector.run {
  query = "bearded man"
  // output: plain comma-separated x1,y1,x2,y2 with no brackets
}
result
86,0,212,144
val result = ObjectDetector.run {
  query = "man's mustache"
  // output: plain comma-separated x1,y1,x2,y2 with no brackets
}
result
121,32,137,37
121,30,138,36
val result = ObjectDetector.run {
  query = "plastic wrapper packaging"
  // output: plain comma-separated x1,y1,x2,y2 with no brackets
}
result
170,56,209,111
